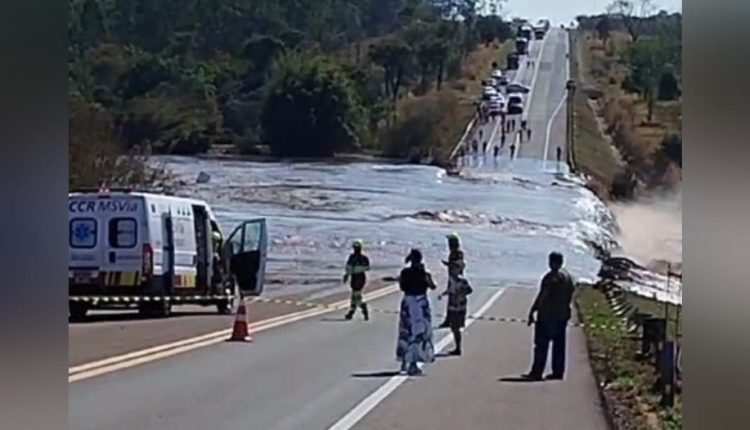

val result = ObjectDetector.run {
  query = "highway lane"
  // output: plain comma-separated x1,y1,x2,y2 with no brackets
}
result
69,276,394,367
520,28,569,162
69,282,514,430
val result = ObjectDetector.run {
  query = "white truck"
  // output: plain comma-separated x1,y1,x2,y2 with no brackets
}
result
68,190,267,320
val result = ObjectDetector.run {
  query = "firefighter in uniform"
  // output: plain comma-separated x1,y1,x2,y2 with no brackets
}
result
343,240,371,320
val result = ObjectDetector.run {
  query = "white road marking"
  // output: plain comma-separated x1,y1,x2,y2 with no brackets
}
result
326,287,508,430
69,285,399,383
523,33,549,123
542,94,568,171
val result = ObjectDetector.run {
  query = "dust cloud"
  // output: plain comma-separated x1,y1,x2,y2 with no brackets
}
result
610,190,683,271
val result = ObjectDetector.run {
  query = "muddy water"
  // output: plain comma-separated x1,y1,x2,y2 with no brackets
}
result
157,155,632,297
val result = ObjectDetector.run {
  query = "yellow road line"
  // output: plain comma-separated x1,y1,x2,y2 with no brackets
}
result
69,285,398,383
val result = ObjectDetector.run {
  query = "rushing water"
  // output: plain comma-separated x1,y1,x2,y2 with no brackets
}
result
155,155,641,295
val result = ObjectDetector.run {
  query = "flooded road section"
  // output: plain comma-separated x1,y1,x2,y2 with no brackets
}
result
157,155,631,296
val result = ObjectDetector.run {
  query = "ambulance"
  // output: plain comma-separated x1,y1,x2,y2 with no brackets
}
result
68,189,267,320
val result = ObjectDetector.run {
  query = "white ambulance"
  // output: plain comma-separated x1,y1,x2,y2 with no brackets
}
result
68,189,267,320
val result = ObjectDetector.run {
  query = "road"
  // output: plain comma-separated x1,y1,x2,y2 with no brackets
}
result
70,28,608,430
462,27,570,168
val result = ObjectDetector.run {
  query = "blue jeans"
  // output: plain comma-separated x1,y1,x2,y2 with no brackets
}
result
530,318,568,377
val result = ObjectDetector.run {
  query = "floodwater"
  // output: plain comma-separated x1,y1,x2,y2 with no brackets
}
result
156,154,680,303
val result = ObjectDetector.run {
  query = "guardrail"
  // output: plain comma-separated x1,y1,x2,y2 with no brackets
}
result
448,113,479,163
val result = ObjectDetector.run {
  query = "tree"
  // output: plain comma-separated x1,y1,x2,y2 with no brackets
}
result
607,0,654,41
623,36,665,121
595,15,612,42
261,54,365,157
657,70,680,100
369,38,413,102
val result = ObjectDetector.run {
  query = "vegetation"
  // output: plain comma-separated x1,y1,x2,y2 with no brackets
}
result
69,0,515,187
576,284,682,430
573,4,681,200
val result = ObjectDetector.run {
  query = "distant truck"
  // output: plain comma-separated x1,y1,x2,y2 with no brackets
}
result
515,37,529,55
68,190,268,320
518,25,533,41
534,26,546,39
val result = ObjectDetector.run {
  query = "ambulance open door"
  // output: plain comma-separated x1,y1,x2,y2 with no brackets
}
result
223,219,267,296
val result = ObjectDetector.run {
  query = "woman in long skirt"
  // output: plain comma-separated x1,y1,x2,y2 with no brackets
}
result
396,249,437,376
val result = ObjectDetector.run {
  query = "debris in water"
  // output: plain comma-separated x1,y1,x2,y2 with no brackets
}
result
196,171,211,183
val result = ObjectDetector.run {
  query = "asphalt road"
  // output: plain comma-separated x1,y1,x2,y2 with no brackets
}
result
70,29,606,430
462,28,569,167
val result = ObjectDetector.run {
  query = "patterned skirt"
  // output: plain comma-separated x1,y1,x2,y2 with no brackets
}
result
396,294,435,364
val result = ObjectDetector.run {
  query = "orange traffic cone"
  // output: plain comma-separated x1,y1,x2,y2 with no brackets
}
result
228,299,252,342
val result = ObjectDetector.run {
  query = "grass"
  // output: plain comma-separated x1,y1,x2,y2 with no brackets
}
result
573,29,682,194
577,285,682,430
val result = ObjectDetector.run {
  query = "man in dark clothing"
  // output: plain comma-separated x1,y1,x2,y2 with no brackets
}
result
438,233,465,328
556,146,563,163
524,252,576,380
509,143,516,159
500,132,506,148
493,145,499,159
343,240,371,320
527,127,532,141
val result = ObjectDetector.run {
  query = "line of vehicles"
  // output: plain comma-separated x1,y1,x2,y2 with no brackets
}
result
68,189,268,320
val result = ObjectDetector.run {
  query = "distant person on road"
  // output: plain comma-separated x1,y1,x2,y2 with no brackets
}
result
483,141,488,154
521,119,528,131
439,273,473,356
493,145,500,158
500,133,507,148
397,249,437,376
556,146,562,163
438,233,466,329
510,143,516,159
527,128,532,141
343,240,370,321
524,252,576,381
518,129,524,144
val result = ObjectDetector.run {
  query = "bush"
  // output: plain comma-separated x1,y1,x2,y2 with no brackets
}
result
380,91,465,164
261,54,366,157
69,94,171,190
658,71,681,100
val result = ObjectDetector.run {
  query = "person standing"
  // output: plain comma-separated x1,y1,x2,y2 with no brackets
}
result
438,233,466,329
500,132,506,148
493,145,499,159
439,274,473,355
527,127,532,141
524,252,576,380
510,143,516,159
397,249,437,375
556,146,562,163
343,240,370,320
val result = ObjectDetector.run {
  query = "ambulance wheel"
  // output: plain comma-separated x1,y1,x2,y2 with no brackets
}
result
69,303,89,322
216,300,232,314
138,302,171,318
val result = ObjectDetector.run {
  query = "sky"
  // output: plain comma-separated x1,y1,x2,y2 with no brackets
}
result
502,0,682,26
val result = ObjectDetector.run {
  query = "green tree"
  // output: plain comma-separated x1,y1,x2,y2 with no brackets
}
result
369,38,414,102
623,36,664,121
261,54,365,156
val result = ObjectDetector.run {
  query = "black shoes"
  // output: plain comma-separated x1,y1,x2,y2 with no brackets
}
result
521,373,543,381
449,348,462,356
344,311,354,320
545,374,564,380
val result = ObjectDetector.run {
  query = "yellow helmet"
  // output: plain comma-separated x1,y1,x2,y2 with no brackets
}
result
446,232,460,241
353,239,364,249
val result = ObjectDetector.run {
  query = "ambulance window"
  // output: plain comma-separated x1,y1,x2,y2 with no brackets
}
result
242,222,261,252
109,218,138,248
70,218,97,248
